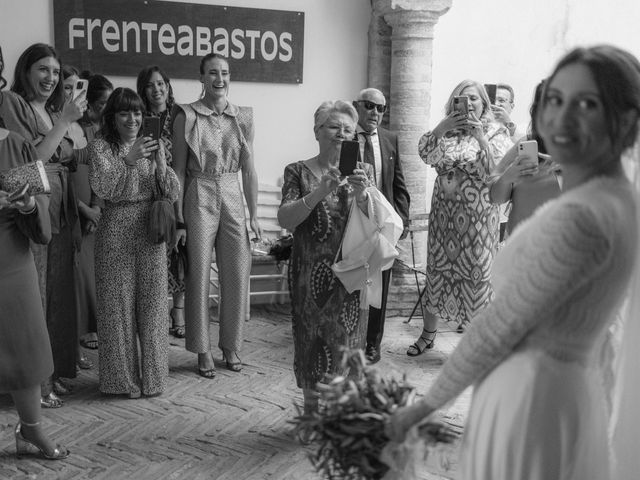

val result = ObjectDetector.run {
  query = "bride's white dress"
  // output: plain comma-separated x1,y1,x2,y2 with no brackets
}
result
421,175,638,480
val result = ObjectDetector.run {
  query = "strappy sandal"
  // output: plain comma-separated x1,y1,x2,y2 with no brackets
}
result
406,328,437,356
222,351,242,373
197,353,216,379
170,307,186,339
40,392,64,409
80,334,98,350
15,422,70,460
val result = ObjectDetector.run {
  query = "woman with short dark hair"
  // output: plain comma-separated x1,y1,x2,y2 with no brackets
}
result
89,87,179,398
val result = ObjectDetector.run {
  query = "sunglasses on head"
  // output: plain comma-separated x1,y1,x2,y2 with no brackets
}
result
357,100,387,113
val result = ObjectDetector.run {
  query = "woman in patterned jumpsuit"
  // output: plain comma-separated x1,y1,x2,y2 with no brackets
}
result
89,88,180,398
172,54,262,377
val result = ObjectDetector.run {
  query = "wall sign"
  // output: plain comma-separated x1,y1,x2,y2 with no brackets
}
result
53,0,305,83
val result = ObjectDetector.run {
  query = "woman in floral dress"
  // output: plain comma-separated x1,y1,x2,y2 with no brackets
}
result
278,100,373,416
407,80,512,356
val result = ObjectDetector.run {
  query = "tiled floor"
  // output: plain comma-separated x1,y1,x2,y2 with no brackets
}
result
0,305,469,480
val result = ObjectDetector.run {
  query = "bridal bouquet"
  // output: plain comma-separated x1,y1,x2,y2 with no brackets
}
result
292,350,460,480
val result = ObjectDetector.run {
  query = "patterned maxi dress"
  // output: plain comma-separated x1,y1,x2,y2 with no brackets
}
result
89,138,180,397
418,124,511,326
281,161,372,389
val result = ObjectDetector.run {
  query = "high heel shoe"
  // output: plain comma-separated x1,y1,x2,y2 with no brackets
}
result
222,350,242,372
406,328,437,356
15,422,70,460
169,307,185,339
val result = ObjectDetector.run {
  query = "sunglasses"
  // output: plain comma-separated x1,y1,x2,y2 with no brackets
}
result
357,100,387,114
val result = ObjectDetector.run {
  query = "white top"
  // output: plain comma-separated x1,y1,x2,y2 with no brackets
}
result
423,174,638,410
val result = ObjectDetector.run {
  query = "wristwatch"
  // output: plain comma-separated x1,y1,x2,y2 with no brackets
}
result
505,122,516,136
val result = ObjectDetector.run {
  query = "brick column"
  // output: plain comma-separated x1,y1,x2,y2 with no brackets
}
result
370,0,452,316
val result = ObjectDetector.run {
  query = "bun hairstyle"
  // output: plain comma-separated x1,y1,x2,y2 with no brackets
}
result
199,53,228,75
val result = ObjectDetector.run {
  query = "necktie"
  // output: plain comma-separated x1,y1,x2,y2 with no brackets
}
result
361,132,376,179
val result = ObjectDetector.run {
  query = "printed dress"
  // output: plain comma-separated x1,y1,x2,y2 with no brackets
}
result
89,138,179,397
281,161,372,389
419,124,511,325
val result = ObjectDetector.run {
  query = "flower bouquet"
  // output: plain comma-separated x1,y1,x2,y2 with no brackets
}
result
292,349,461,480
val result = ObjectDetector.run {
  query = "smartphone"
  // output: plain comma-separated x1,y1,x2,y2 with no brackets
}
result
518,140,539,164
338,140,359,177
142,116,162,141
73,79,88,100
453,96,469,117
7,183,29,203
484,84,497,104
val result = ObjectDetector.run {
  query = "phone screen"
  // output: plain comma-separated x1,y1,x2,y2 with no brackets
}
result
142,116,162,141
453,96,469,116
484,84,497,104
338,140,359,177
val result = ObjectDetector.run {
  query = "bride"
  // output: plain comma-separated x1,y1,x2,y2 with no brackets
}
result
387,44,640,480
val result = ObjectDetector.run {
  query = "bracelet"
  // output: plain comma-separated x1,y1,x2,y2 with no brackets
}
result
18,203,37,215
176,221,186,229
301,196,313,211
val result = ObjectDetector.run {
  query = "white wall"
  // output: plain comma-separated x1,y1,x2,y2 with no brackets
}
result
3,0,640,188
0,0,370,187
429,0,640,132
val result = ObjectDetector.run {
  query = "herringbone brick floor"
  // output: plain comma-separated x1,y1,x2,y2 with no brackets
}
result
0,305,469,480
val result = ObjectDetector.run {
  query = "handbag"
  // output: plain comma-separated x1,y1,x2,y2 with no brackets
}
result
331,188,403,308
148,175,175,244
268,234,293,262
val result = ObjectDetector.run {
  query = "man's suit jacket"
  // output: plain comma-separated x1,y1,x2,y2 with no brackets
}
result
361,127,410,229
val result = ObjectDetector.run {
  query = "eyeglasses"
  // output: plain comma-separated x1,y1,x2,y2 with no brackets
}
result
356,100,387,114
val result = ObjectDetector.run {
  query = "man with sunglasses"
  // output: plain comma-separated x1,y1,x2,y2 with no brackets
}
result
353,88,410,364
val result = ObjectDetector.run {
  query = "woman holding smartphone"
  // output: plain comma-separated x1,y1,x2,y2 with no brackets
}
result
407,80,512,355
62,65,100,372
0,55,69,459
172,54,261,377
0,43,87,407
136,65,186,339
490,80,562,238
89,87,179,398
277,100,373,424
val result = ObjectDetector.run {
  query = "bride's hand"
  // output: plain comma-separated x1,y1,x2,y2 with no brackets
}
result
385,403,433,442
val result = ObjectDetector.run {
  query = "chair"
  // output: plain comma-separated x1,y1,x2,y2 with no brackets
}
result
397,212,429,324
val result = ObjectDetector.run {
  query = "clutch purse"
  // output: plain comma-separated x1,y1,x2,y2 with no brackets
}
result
0,160,51,195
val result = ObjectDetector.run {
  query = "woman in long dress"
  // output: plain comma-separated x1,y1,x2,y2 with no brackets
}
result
277,100,373,415
407,80,511,356
89,87,180,398
0,43,86,407
0,121,68,459
136,65,186,339
388,44,640,480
